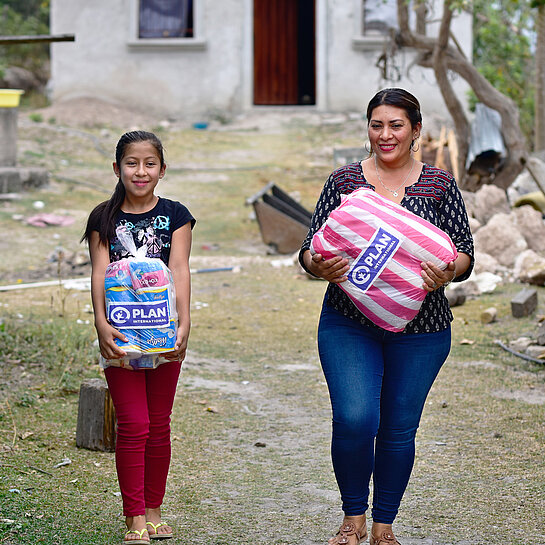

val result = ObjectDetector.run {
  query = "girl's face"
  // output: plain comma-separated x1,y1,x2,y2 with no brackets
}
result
113,141,165,200
368,104,420,164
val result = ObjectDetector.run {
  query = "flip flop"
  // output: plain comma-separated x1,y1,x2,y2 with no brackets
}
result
124,528,150,544
146,521,173,540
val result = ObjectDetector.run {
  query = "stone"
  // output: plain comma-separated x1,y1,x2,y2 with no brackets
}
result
525,345,545,359
468,216,482,234
474,272,502,293
473,251,499,275
507,168,541,206
473,213,527,267
509,336,533,353
0,167,49,194
514,249,545,285
513,205,545,253
445,286,466,307
511,288,538,318
472,184,510,224
536,322,545,346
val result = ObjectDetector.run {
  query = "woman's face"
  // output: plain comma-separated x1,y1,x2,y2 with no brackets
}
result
368,104,420,164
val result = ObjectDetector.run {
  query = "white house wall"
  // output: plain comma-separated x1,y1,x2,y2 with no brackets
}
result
50,0,472,119
51,0,248,118
321,0,472,118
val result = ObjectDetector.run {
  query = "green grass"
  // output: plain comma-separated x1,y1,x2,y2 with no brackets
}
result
1,113,545,544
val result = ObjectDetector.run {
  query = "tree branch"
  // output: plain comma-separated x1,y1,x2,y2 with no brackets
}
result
431,2,470,183
395,0,527,190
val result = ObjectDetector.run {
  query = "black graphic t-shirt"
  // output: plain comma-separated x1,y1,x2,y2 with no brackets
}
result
92,197,195,266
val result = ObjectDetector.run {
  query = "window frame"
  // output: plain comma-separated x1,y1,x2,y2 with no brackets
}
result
352,0,396,51
128,0,206,50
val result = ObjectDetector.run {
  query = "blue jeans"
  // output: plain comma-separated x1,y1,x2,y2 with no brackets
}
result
317,302,451,523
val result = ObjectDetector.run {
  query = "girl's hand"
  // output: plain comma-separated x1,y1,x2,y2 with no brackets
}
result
163,322,190,363
95,320,128,360
421,260,456,292
306,252,349,283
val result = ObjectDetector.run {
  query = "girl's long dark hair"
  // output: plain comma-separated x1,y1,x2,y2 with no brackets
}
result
81,130,165,246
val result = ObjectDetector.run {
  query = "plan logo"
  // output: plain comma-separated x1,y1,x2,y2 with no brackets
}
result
348,228,400,292
108,300,170,328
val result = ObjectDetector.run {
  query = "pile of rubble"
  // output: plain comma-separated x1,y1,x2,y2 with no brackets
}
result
458,157,545,293
450,157,545,361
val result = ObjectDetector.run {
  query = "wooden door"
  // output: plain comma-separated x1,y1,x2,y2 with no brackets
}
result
253,0,315,105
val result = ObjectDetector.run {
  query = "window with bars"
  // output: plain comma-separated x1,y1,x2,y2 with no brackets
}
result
139,0,194,39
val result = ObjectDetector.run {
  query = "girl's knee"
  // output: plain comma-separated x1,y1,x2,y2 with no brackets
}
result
117,416,150,440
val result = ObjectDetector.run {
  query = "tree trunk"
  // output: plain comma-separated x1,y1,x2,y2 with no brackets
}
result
396,0,528,190
431,2,470,184
535,5,545,151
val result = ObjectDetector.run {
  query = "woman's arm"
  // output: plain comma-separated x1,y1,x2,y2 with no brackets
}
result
88,231,128,359
164,222,192,362
299,172,342,275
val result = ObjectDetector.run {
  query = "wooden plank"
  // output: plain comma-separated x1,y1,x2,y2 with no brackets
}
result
434,126,447,170
0,34,75,45
447,129,459,179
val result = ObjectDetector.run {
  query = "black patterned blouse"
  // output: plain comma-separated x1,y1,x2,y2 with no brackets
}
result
299,162,474,333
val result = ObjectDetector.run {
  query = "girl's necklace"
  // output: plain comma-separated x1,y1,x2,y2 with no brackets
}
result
374,155,415,197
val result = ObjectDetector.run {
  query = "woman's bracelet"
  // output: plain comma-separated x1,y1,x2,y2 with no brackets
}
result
443,262,457,287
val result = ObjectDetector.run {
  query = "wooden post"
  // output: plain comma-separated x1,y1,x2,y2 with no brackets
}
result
434,126,447,170
447,129,459,180
76,378,116,452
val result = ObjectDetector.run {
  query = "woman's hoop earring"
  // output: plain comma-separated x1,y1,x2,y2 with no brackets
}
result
411,139,420,152
364,141,372,155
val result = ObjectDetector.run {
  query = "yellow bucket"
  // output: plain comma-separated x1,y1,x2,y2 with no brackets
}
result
0,89,24,108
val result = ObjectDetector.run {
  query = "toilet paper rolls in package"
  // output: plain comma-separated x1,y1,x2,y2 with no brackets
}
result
310,188,458,332
102,225,178,370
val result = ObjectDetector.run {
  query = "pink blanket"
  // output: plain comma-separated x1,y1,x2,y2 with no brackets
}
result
310,189,457,332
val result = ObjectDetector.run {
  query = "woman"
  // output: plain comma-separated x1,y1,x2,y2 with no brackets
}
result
299,88,473,545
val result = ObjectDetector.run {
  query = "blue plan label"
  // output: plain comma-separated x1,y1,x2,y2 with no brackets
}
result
348,227,400,292
108,300,170,328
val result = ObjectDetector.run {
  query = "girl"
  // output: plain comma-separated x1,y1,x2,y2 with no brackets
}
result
82,130,195,544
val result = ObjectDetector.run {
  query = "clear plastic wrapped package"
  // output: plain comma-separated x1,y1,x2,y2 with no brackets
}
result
101,225,178,370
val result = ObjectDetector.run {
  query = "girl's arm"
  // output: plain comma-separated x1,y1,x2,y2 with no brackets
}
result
89,231,128,359
164,222,192,362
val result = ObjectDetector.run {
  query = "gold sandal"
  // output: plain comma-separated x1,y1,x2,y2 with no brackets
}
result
146,521,173,540
370,529,401,545
330,521,368,545
124,527,150,545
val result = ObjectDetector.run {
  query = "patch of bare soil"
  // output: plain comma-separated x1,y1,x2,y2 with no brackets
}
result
32,97,164,129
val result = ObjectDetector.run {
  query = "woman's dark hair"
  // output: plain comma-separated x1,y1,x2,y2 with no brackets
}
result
366,88,422,129
81,131,165,245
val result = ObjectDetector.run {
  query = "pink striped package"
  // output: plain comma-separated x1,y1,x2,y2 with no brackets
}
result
310,188,457,332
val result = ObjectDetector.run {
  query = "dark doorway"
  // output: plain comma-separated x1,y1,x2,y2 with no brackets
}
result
253,0,316,105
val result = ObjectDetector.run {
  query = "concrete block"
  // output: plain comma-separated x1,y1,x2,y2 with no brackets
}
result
511,288,538,318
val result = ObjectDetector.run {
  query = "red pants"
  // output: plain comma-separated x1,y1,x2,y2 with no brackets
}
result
104,361,182,516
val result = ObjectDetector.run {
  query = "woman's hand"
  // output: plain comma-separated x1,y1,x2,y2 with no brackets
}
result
421,260,456,292
95,320,128,360
305,251,349,283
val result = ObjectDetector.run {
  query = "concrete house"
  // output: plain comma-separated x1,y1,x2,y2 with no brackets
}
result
50,0,472,119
